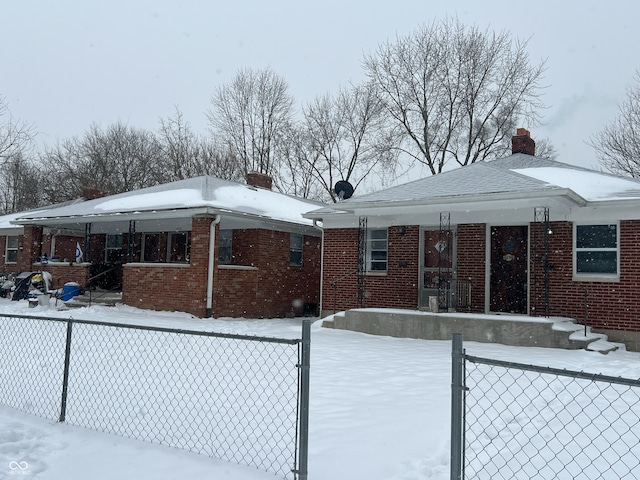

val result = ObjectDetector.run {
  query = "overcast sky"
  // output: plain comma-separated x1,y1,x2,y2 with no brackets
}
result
3,0,639,177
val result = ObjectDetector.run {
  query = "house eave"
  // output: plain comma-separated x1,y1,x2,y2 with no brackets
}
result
306,188,587,220
12,206,319,236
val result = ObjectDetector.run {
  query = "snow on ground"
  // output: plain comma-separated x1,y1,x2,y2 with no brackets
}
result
1,298,640,480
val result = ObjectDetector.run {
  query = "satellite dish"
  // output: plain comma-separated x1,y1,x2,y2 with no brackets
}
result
334,180,354,200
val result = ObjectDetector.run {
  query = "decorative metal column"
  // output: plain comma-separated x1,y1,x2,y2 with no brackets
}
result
127,220,137,263
438,212,451,312
357,216,367,308
83,223,91,263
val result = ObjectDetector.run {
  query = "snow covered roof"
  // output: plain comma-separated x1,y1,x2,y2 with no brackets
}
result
305,154,640,218
14,176,325,228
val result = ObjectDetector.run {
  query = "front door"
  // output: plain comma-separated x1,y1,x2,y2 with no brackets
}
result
490,226,528,314
420,228,454,310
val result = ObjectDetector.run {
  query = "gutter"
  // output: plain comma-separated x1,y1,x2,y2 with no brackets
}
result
205,215,221,318
312,219,324,316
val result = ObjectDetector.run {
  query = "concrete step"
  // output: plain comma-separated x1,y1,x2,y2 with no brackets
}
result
322,308,627,352
63,291,122,308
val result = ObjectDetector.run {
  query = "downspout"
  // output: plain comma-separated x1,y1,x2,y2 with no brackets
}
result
205,215,221,318
313,219,324,317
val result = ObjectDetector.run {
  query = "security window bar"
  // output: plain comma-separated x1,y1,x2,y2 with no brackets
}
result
575,224,618,275
366,229,388,272
218,230,232,265
5,235,18,263
290,234,303,266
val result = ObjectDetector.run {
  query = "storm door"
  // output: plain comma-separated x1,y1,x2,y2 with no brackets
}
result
489,225,528,314
420,228,454,310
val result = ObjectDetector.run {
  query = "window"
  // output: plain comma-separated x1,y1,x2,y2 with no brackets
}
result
290,233,303,266
169,232,190,263
142,233,161,262
574,224,618,276
105,234,123,263
5,235,18,263
366,229,388,272
218,229,232,265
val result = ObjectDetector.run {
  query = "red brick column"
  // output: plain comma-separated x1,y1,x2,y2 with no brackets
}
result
18,226,43,272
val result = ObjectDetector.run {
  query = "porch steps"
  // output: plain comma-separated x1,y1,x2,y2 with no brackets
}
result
61,291,123,308
323,309,625,353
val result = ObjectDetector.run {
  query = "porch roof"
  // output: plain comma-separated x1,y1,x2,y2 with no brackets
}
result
12,176,325,233
304,154,640,219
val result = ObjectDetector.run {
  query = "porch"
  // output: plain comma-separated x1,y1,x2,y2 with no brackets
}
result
322,308,623,353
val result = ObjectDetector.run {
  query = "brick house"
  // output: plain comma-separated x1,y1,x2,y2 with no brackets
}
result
304,129,640,349
11,173,323,318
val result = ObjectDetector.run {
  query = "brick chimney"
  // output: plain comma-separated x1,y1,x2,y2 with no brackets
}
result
246,171,273,190
82,186,106,200
511,128,536,156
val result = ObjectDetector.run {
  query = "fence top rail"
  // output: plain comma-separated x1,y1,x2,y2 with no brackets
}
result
0,313,301,345
464,353,640,388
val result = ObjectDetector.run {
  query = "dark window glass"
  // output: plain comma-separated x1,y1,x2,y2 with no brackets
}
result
576,251,617,274
169,232,190,263
219,230,232,265
576,225,617,248
143,233,161,262
290,233,303,266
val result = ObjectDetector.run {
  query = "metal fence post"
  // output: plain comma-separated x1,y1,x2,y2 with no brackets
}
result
296,319,311,480
59,319,74,422
450,333,464,480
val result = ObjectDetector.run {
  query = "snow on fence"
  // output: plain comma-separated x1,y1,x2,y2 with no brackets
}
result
0,314,311,480
450,334,640,480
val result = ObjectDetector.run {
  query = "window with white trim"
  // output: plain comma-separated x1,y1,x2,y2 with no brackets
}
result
290,233,303,266
366,229,388,272
574,224,618,276
5,235,18,263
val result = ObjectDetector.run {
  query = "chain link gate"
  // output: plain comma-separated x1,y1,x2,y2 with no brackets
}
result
451,334,640,479
0,314,311,479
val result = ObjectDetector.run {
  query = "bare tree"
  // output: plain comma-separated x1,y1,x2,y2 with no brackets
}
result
363,17,546,174
286,82,397,202
158,107,198,180
39,122,161,202
207,67,294,177
590,71,640,178
534,137,558,160
0,95,34,165
275,123,327,200
0,151,43,214
157,107,243,182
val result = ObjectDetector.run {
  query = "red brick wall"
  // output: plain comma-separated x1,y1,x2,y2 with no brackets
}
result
123,219,321,318
322,229,359,313
530,220,640,332
457,224,487,313
214,230,321,318
123,216,211,317
18,226,42,272
40,263,91,291
214,267,260,317
321,226,419,313
40,232,84,262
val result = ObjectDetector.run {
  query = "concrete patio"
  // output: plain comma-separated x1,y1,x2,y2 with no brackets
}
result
322,308,623,353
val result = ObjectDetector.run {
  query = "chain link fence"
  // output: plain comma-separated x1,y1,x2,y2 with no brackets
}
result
451,334,640,479
0,314,310,479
